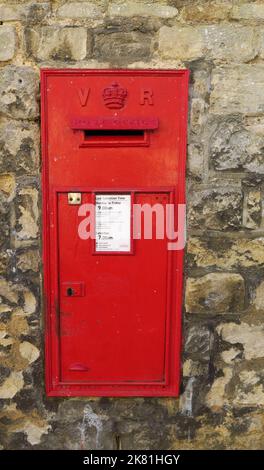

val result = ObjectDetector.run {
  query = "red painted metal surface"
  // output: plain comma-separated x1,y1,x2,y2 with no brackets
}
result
41,69,189,397
71,116,159,130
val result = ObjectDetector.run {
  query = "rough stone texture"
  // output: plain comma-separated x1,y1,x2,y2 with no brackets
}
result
0,120,39,175
159,25,257,63
159,25,204,61
19,341,39,364
57,2,103,19
16,249,40,273
25,27,90,61
185,273,245,314
0,66,39,120
183,359,208,377
109,2,178,18
188,236,264,270
181,2,231,23
0,0,264,451
14,187,39,244
210,65,264,115
205,367,232,412
0,25,16,62
0,278,19,304
187,143,204,180
243,189,261,229
0,3,50,23
253,281,264,313
94,31,152,65
188,187,243,230
0,174,15,196
221,347,241,365
24,3,51,25
231,4,264,21
209,117,264,173
190,98,206,135
184,325,212,362
0,3,26,21
0,372,24,399
233,377,264,408
217,323,264,360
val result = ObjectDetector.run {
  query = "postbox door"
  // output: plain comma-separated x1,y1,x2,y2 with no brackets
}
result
58,191,171,384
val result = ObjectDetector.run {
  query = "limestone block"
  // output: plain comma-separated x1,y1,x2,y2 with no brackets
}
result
188,187,243,230
231,4,264,20
19,341,39,364
209,117,264,173
184,325,212,361
210,65,264,115
217,322,264,360
15,187,39,242
158,25,256,62
187,237,264,269
0,371,23,399
185,273,245,314
108,2,178,18
0,66,39,119
0,120,39,175
0,25,16,62
95,31,152,64
57,2,103,19
25,26,90,61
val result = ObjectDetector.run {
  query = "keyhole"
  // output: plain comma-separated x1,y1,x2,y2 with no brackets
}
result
67,287,74,296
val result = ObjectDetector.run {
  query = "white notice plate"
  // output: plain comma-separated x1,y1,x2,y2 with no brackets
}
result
95,194,131,252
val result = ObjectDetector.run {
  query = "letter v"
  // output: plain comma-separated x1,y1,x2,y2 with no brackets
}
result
78,88,90,107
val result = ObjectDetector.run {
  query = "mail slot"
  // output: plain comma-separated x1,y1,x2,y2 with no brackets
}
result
41,69,189,397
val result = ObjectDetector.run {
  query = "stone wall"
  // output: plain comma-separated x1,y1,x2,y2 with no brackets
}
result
1,0,264,450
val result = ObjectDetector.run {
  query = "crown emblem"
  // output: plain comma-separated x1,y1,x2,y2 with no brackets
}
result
102,82,128,109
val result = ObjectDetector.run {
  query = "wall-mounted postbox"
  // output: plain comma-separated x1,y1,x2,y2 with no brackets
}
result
41,69,189,397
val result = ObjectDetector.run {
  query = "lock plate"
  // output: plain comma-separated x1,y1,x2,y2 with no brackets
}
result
62,282,85,297
68,192,82,205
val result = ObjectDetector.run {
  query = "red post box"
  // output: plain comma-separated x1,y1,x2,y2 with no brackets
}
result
41,69,189,397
